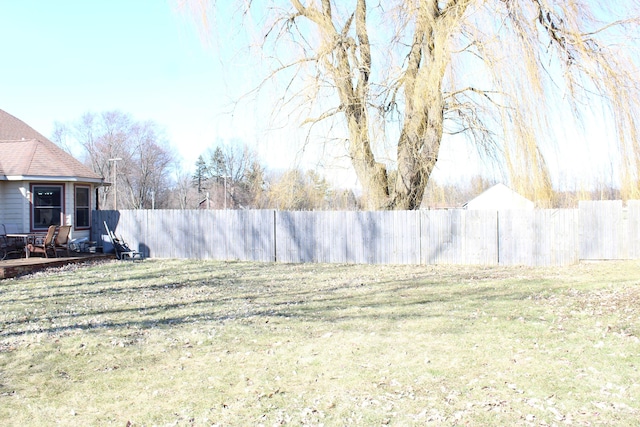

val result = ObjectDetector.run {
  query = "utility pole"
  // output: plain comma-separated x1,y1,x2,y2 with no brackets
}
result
221,175,231,209
108,158,122,210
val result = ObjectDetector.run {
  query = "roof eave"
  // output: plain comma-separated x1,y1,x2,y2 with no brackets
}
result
2,175,108,185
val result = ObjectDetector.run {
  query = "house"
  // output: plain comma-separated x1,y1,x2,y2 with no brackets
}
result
464,183,534,210
0,109,106,240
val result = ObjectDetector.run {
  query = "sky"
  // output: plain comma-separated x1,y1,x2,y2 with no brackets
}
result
0,0,488,190
0,1,294,174
0,0,623,192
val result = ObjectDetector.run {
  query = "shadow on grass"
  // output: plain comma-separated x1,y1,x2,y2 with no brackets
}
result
0,260,560,340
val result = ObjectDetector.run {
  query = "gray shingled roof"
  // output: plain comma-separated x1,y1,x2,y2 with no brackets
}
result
0,109,103,182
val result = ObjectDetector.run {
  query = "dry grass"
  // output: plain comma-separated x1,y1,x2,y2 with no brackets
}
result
1,259,639,426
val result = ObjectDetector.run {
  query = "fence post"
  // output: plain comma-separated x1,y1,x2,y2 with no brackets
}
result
496,210,500,265
273,210,277,262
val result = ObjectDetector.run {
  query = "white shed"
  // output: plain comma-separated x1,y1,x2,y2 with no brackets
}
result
464,183,534,210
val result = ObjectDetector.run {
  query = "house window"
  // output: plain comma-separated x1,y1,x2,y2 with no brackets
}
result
75,186,91,229
32,185,63,230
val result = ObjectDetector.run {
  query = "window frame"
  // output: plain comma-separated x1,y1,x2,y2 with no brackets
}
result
30,184,65,232
74,185,91,230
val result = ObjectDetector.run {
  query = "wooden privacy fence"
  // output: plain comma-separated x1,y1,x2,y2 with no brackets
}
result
91,200,640,267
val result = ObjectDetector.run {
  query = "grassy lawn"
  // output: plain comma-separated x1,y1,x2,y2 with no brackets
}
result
1,259,639,426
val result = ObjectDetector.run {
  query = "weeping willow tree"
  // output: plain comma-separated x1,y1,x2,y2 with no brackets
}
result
180,0,640,209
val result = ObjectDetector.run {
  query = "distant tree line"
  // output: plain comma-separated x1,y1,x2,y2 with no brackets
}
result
53,110,626,211
189,140,360,210
52,110,361,211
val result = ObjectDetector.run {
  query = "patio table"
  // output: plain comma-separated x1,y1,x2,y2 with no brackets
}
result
6,233,46,258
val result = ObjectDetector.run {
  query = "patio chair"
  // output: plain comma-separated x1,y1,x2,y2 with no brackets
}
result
54,225,72,257
3,223,20,234
1,226,10,260
103,221,144,261
27,225,57,258
1,224,23,260
0,235,7,260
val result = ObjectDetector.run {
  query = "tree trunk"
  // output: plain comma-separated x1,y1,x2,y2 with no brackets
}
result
291,0,455,210
393,94,444,210
389,0,447,210
344,104,390,210
393,131,441,210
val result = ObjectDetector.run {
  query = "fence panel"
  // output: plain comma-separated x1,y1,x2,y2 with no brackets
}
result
391,211,422,264
274,211,421,264
538,209,579,266
464,210,498,265
94,209,275,261
629,201,640,259
361,211,421,264
91,201,639,266
421,210,464,264
275,211,310,263
579,201,624,260
499,209,578,266
421,210,497,265
498,210,532,266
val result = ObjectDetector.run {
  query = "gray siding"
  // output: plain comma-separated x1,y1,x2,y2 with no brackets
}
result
1,181,98,238
0,182,29,232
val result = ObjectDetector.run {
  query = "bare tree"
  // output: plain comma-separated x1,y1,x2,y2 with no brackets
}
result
243,160,270,208
170,170,201,209
53,111,176,209
181,0,640,209
122,121,176,208
193,140,264,208
267,169,334,210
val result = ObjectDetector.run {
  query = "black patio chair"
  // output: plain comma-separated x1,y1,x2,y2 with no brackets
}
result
103,222,144,261
1,224,24,260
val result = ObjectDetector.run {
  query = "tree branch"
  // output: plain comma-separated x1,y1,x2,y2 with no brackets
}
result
444,86,508,109
355,0,371,99
301,106,342,126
